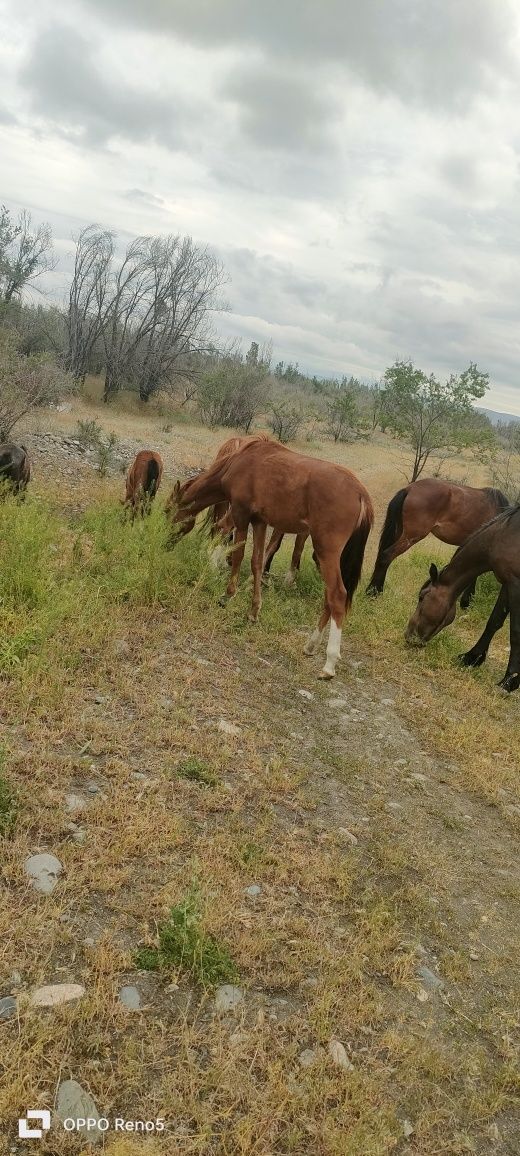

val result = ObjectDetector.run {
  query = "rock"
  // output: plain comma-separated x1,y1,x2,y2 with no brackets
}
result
298,1047,322,1068
409,772,428,784
0,996,17,1021
244,884,262,898
417,965,444,991
130,772,148,781
395,759,407,767
337,828,358,846
403,1119,414,1138
24,853,63,895
94,694,107,705
416,988,429,1003
159,695,174,709
65,793,86,814
328,1039,354,1070
113,639,131,657
55,1080,102,1143
297,689,313,700
217,720,241,737
381,698,395,706
30,983,85,1008
86,782,100,795
10,971,22,986
329,698,347,709
214,985,243,1013
119,985,141,1010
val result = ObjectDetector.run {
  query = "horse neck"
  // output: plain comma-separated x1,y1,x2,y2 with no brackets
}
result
181,463,226,509
440,522,496,597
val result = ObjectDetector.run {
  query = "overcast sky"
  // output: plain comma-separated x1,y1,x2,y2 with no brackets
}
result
2,0,520,413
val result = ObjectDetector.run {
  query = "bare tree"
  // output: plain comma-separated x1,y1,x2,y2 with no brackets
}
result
65,225,114,383
65,227,226,402
0,329,68,439
0,207,56,303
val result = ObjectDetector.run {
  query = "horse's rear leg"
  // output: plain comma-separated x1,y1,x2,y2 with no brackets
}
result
459,578,477,609
367,534,419,595
498,581,520,692
459,586,509,668
263,529,284,579
305,554,346,678
249,522,267,622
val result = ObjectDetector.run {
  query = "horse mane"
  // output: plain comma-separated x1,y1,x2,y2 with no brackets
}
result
451,502,519,560
482,486,511,513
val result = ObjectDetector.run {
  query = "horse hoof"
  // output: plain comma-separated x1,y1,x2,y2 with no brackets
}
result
218,595,228,608
248,613,258,624
366,585,382,598
498,673,520,693
283,571,295,588
458,650,486,668
318,669,334,680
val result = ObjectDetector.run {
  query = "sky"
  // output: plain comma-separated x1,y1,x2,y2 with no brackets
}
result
1,0,520,414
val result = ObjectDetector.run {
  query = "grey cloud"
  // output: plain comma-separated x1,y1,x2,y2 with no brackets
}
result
123,188,167,208
19,23,187,149
221,64,341,153
80,0,517,110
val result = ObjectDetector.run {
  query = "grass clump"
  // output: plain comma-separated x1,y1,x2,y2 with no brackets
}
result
134,885,238,986
176,757,217,786
0,750,17,837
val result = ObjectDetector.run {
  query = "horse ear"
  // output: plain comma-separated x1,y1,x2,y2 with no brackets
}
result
429,563,439,583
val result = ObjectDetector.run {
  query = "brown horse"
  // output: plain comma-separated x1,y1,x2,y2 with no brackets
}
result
123,450,163,519
367,478,509,606
202,436,310,584
0,442,31,495
406,505,520,692
168,436,373,678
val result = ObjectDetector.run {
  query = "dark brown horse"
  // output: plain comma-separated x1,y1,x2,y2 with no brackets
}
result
367,478,509,606
406,506,520,692
123,450,163,519
168,436,373,678
0,442,31,495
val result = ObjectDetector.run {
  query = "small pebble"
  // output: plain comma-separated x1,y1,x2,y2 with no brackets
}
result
0,996,17,1021
217,720,241,737
24,853,63,895
118,985,141,1010
30,983,85,1008
244,884,262,898
298,1047,321,1068
297,689,313,700
214,985,243,1013
328,1039,354,1070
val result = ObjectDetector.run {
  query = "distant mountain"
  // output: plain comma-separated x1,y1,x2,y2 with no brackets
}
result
476,406,520,426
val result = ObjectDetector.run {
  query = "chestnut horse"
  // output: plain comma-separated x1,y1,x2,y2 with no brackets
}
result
168,436,373,678
0,442,31,495
205,436,310,584
123,450,163,519
367,478,509,606
406,505,520,692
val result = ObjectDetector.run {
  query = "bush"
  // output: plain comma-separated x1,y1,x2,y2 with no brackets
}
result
197,346,270,431
268,402,304,444
0,328,69,439
134,884,238,985
326,391,360,442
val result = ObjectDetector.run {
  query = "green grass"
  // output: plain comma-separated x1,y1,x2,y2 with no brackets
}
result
0,749,17,837
134,885,238,986
175,757,217,786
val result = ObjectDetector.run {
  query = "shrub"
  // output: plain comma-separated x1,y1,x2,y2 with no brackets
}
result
0,328,69,439
134,884,238,985
268,402,304,444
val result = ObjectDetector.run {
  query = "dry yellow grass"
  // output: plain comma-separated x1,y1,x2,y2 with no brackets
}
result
0,395,518,1154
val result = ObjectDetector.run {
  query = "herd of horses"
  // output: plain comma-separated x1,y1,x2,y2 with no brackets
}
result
1,435,519,692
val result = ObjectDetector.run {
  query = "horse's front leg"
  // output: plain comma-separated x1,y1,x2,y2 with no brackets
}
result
249,522,267,622
459,586,509,668
498,581,520,692
285,531,308,586
219,527,248,606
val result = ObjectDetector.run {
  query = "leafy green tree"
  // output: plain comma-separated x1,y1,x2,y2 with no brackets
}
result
381,359,491,480
326,389,359,442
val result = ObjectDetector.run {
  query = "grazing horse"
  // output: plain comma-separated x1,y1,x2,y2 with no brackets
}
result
167,436,374,679
201,435,310,584
367,478,509,606
123,450,163,519
405,506,520,692
0,442,31,495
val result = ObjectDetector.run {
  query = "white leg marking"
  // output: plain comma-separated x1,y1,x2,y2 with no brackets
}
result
304,626,324,656
320,620,342,678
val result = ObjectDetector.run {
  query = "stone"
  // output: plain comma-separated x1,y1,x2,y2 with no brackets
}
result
297,689,313,700
409,772,428,783
328,1039,354,1070
0,996,17,1021
417,965,444,991
329,698,347,709
403,1120,414,1138
244,884,262,898
30,983,85,1008
298,1047,322,1068
113,639,131,657
214,985,243,1013
217,720,241,737
337,828,358,846
86,782,100,795
55,1080,102,1143
118,985,141,1010
24,853,63,895
65,793,86,814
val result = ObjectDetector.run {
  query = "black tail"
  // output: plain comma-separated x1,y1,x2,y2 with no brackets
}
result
377,486,408,558
145,457,160,497
340,501,373,603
